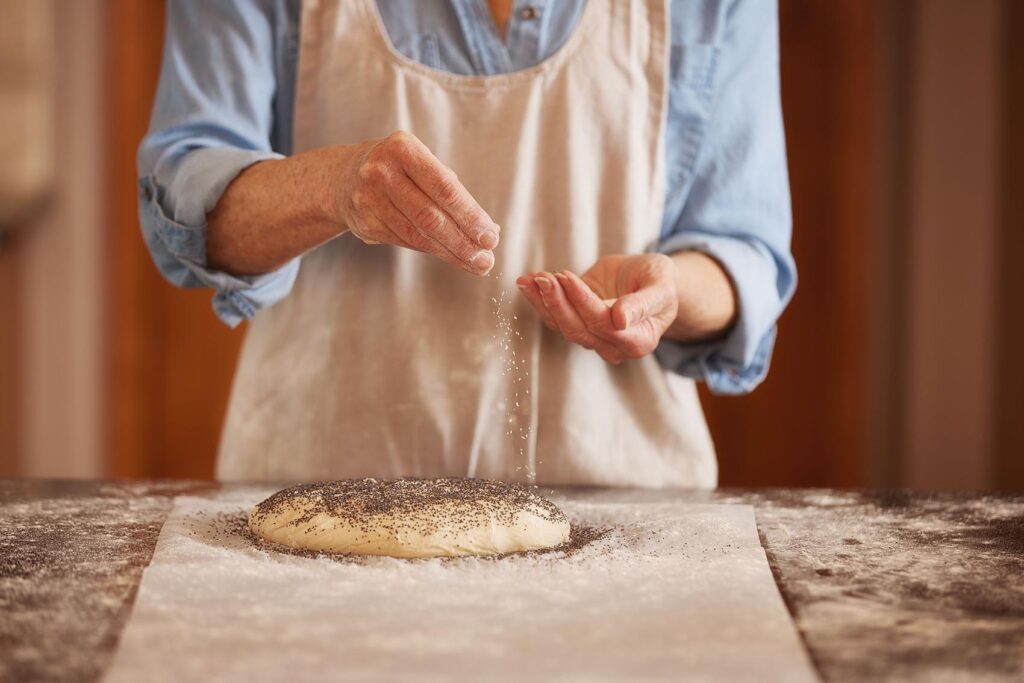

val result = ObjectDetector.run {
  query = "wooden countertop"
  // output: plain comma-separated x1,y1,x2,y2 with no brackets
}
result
1,480,1021,681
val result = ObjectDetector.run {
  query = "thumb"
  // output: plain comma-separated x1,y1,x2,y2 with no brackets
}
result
611,284,672,331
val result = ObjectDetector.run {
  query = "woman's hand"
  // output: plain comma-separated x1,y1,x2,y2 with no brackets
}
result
516,254,679,364
208,131,500,276
516,252,736,364
336,131,500,275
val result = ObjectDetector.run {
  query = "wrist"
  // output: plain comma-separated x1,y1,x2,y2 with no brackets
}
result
312,143,364,231
665,250,738,343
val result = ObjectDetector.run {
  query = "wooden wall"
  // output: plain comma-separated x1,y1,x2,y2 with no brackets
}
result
0,237,18,476
701,0,876,487
105,0,880,486
901,0,1002,491
995,0,1024,491
2,0,106,478
106,0,244,479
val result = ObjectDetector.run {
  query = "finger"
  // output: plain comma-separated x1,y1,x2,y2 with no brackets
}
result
518,273,623,364
520,274,561,329
392,133,500,249
359,206,412,250
371,198,488,275
538,277,594,347
557,270,653,360
581,273,611,300
533,275,565,333
516,276,558,331
555,271,617,334
535,274,594,349
387,175,494,275
611,284,675,331
536,274,623,358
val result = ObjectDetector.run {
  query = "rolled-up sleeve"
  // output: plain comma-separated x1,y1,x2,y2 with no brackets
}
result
656,0,796,395
137,0,298,326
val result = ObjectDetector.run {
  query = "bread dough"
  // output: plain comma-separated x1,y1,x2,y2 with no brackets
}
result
248,478,571,558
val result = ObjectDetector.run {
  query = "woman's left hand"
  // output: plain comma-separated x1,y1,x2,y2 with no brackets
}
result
516,254,679,365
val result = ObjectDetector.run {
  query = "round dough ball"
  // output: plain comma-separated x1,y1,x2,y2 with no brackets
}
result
248,478,571,558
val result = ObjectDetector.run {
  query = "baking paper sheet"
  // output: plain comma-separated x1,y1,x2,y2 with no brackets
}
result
104,489,817,682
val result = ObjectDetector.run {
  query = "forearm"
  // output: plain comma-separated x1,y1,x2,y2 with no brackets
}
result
206,145,353,275
663,251,737,343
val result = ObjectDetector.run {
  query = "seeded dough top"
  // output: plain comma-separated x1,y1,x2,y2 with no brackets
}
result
248,478,572,558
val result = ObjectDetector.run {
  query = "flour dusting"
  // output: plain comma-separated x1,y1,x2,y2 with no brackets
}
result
489,271,536,483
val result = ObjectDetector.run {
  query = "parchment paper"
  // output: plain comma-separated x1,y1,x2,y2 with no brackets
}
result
104,489,817,682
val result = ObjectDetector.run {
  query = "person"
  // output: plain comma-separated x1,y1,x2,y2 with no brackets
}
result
138,0,795,487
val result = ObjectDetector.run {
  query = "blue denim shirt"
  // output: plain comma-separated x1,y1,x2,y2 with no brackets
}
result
138,0,795,394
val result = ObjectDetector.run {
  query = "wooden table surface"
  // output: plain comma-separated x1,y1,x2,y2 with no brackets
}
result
1,480,1022,682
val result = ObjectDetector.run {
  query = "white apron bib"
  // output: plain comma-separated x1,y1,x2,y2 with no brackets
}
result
217,0,717,487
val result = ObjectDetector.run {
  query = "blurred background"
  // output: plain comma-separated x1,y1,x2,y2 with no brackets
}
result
0,0,1021,490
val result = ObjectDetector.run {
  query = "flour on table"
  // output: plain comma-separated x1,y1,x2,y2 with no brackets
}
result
104,491,819,682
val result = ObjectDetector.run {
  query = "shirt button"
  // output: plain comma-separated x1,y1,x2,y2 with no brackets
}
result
519,6,540,21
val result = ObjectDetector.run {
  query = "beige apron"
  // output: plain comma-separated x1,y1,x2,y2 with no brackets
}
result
217,0,717,488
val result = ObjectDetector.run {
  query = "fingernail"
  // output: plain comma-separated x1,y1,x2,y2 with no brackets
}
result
471,250,494,272
554,272,568,283
535,277,552,292
478,228,499,250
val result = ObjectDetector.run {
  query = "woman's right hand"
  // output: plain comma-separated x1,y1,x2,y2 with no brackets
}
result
334,131,500,275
